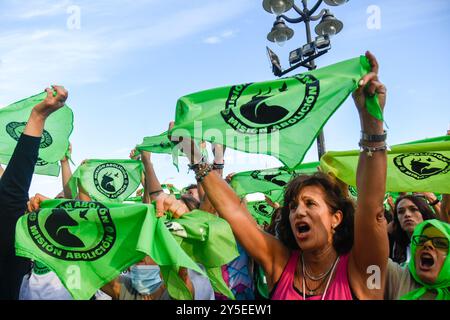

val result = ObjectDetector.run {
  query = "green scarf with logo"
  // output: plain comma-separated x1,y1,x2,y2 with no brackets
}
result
68,159,143,203
320,137,450,194
0,92,73,175
246,200,275,226
15,200,206,300
401,220,450,300
170,56,380,169
231,161,319,198
16,200,240,300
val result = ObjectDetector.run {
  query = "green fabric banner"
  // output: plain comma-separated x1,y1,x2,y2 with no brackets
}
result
15,200,215,300
34,158,61,177
246,200,275,226
320,138,450,194
68,159,144,203
231,161,319,197
136,131,182,170
171,56,377,168
163,210,239,299
0,92,73,175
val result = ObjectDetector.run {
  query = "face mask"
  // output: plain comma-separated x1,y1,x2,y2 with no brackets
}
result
130,265,163,295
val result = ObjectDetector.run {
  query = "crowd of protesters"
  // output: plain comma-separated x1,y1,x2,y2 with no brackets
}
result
0,52,449,300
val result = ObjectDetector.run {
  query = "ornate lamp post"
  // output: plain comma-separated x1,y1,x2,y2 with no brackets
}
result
263,0,349,159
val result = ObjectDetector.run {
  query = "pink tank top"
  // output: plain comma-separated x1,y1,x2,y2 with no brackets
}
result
271,251,354,300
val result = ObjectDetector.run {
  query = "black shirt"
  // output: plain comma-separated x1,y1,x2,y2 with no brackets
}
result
0,134,40,299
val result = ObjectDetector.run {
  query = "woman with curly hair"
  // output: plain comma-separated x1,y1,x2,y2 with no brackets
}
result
163,51,390,300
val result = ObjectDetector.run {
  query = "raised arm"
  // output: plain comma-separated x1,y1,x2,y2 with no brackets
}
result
198,143,225,214
348,52,389,299
0,85,68,299
173,136,288,282
138,150,163,203
60,143,73,199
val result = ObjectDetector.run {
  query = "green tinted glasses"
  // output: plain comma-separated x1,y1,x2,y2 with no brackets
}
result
413,235,449,249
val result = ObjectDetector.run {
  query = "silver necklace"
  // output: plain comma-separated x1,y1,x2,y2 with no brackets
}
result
301,254,340,300
302,252,336,281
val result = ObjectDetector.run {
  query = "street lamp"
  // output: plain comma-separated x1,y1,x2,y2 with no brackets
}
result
263,0,349,159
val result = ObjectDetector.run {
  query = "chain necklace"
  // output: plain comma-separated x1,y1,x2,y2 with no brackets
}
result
304,273,329,295
301,254,340,300
302,252,337,281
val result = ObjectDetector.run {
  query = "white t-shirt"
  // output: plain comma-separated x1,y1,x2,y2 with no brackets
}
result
188,264,215,300
19,271,73,300
19,262,113,300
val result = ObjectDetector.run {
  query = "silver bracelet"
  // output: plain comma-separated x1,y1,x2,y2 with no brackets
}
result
358,141,390,157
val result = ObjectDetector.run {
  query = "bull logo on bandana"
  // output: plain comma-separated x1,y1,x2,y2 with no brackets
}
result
221,74,319,134
93,163,129,199
27,201,116,261
253,202,273,217
250,168,292,187
6,121,53,148
393,152,450,180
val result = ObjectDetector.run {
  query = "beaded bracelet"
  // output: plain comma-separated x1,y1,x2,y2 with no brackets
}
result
358,141,390,157
193,163,214,182
188,156,206,172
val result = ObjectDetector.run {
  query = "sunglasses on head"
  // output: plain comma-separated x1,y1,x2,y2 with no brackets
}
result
412,235,449,249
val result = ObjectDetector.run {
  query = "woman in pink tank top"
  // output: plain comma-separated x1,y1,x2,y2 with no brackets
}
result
172,52,390,300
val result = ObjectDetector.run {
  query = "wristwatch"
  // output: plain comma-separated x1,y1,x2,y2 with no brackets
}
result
361,130,387,142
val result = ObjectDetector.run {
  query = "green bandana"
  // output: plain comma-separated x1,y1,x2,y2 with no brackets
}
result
34,158,61,177
68,159,143,203
163,210,239,299
231,161,319,198
171,56,379,169
0,92,73,175
401,220,450,300
320,137,450,194
15,200,205,300
246,200,275,226
136,131,183,170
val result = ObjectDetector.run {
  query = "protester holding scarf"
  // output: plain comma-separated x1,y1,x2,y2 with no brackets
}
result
166,51,389,300
385,219,450,300
0,85,68,299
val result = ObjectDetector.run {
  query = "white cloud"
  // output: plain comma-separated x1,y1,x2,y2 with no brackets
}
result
203,29,238,45
204,36,221,44
0,1,253,104
17,0,70,19
221,30,235,38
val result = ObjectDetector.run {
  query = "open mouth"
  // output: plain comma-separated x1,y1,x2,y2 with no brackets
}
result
297,223,311,234
420,253,435,269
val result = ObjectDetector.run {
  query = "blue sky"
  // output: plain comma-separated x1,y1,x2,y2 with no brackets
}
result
0,0,449,197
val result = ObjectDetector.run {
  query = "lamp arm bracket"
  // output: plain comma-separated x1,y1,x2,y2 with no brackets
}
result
278,14,304,24
310,8,328,21
292,4,307,19
308,0,324,16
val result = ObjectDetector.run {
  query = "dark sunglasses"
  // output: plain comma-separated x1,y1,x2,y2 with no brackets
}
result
412,235,449,249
